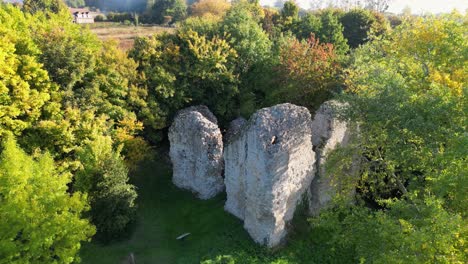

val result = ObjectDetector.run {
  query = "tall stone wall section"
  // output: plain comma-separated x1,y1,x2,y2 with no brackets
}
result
308,101,353,216
224,104,316,248
168,106,224,199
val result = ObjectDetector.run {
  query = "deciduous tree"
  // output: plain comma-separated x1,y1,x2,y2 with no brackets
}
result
313,13,467,263
0,136,95,263
23,0,68,14
273,35,341,110
190,0,230,18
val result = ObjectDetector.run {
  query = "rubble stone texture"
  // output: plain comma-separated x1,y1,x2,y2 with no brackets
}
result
169,106,224,199
308,101,351,216
224,117,247,143
224,103,315,247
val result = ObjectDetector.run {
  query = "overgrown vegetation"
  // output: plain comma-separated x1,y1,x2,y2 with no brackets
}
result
0,0,466,263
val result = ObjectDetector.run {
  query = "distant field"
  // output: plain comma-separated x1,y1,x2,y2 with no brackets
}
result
87,22,175,50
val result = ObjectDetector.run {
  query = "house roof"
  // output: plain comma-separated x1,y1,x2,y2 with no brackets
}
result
69,7,91,14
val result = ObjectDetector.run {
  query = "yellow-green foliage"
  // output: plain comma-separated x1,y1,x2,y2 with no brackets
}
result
0,4,148,171
0,136,95,263
190,0,231,18
0,5,54,135
315,13,467,263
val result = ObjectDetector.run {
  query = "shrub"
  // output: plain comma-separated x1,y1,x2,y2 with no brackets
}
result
75,136,137,242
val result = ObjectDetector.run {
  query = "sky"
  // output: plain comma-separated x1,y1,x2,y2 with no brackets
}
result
259,0,468,14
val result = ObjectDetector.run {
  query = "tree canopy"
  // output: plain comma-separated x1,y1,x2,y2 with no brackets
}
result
0,136,95,263
313,13,467,263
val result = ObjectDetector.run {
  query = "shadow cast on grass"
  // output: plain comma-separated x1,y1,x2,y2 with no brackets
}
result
80,158,350,264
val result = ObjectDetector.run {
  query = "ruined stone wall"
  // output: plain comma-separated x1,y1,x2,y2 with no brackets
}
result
168,101,356,247
308,101,353,216
224,104,316,247
168,106,224,199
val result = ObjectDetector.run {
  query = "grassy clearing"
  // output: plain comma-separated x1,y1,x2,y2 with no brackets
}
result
88,23,174,50
79,157,352,264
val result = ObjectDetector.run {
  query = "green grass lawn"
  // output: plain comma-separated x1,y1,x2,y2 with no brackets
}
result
79,157,351,264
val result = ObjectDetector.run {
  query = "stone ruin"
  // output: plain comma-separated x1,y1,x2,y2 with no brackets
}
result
168,106,224,199
168,102,355,248
224,104,316,247
307,101,353,216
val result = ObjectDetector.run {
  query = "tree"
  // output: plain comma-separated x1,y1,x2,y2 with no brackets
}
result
0,4,147,171
277,0,299,31
281,0,298,20
65,0,85,7
130,28,240,127
23,0,68,14
76,41,151,169
190,0,231,18
311,14,467,262
221,2,272,72
76,41,141,129
0,136,95,263
343,13,467,219
129,34,186,138
220,1,273,118
291,13,322,40
363,0,392,12
310,0,393,12
75,136,137,241
261,7,280,37
318,10,349,54
150,0,187,24
30,13,100,93
272,35,341,110
178,30,239,120
340,8,387,48
0,11,54,135
179,15,221,37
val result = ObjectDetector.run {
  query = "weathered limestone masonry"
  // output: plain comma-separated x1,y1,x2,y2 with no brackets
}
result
308,101,352,216
224,103,316,248
224,117,247,144
168,106,224,199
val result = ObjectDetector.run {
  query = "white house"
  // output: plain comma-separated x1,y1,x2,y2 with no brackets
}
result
69,8,95,24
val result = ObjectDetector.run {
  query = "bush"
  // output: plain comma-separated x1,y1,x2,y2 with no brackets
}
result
94,14,105,21
106,12,133,23
150,0,187,24
75,136,137,242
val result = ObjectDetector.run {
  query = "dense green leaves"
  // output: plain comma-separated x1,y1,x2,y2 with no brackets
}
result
317,10,349,54
150,0,187,24
1,1,466,263
23,0,68,14
314,13,468,263
312,198,467,263
340,9,386,48
221,2,271,72
0,136,95,263
0,3,142,257
0,5,56,136
75,136,137,241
